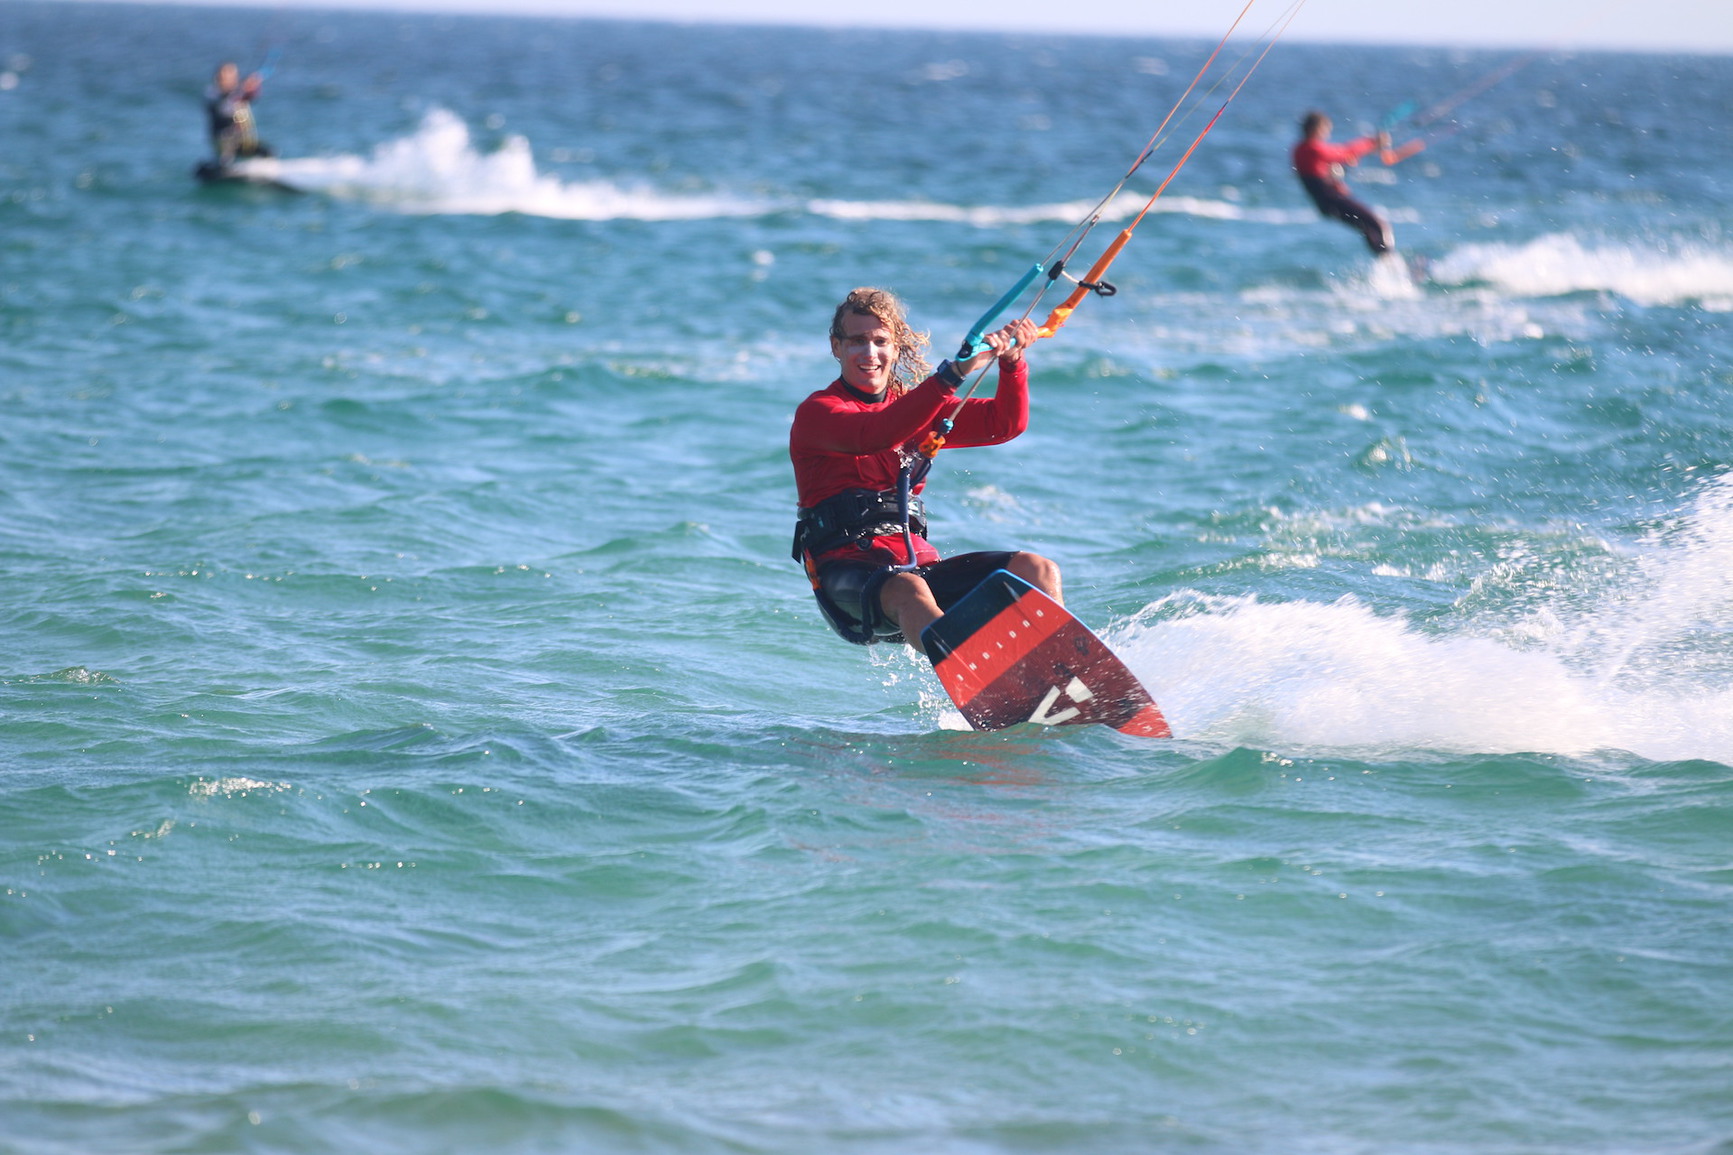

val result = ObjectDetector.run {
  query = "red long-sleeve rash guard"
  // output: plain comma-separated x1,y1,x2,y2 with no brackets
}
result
1291,136,1378,195
790,358,1029,566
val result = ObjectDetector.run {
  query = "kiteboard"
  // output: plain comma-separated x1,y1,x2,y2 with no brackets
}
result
920,570,1170,737
193,157,298,193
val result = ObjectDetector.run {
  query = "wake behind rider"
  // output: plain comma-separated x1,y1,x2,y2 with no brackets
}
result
789,287,1060,657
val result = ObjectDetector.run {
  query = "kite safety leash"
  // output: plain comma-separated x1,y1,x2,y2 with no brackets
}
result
887,0,1307,569
955,0,1304,381
948,0,1268,367
931,0,1306,433
1035,0,1305,346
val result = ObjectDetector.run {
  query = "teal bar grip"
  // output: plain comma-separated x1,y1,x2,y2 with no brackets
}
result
955,263,1043,360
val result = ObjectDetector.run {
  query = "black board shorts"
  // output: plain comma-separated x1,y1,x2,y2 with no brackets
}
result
817,550,1017,644
1299,175,1391,254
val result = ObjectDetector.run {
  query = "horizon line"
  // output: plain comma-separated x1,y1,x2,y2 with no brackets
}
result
30,0,1733,57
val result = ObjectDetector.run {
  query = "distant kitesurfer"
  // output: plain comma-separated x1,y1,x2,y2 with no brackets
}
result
205,61,270,164
1292,110,1418,256
790,287,1059,656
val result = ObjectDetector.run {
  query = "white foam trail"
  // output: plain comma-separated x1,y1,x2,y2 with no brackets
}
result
1111,477,1733,762
236,109,1259,227
245,109,767,219
1429,232,1733,309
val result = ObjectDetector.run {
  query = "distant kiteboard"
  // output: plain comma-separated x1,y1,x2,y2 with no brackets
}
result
921,570,1170,737
193,157,299,193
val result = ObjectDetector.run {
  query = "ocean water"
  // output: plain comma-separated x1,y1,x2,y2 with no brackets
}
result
3,3,1732,1152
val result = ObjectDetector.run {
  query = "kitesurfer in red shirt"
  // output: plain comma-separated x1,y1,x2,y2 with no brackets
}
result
789,287,1059,654
1292,110,1401,255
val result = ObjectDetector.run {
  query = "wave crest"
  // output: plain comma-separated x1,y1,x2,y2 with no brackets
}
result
1430,233,1733,308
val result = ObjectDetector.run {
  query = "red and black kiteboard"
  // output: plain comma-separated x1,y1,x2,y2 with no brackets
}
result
920,570,1170,737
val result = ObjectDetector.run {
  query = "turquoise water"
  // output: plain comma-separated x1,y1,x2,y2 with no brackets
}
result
4,4,1732,1152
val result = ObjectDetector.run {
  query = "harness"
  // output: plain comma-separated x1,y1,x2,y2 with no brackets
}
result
791,485,929,645
790,486,927,562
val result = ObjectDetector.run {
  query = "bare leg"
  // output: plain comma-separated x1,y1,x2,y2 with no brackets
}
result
882,554,1063,657
1006,551,1063,606
877,572,944,657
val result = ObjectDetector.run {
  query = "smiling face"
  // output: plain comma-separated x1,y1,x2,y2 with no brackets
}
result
831,310,900,397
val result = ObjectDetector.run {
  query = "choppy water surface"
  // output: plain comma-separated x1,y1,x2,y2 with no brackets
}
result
3,4,1731,1152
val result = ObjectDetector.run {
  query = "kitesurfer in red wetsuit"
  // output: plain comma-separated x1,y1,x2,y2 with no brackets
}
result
789,287,1059,655
1292,110,1402,255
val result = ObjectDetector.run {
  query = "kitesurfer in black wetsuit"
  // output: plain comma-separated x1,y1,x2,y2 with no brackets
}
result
205,61,270,164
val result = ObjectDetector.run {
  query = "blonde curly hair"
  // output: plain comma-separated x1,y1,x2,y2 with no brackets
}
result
829,286,932,397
